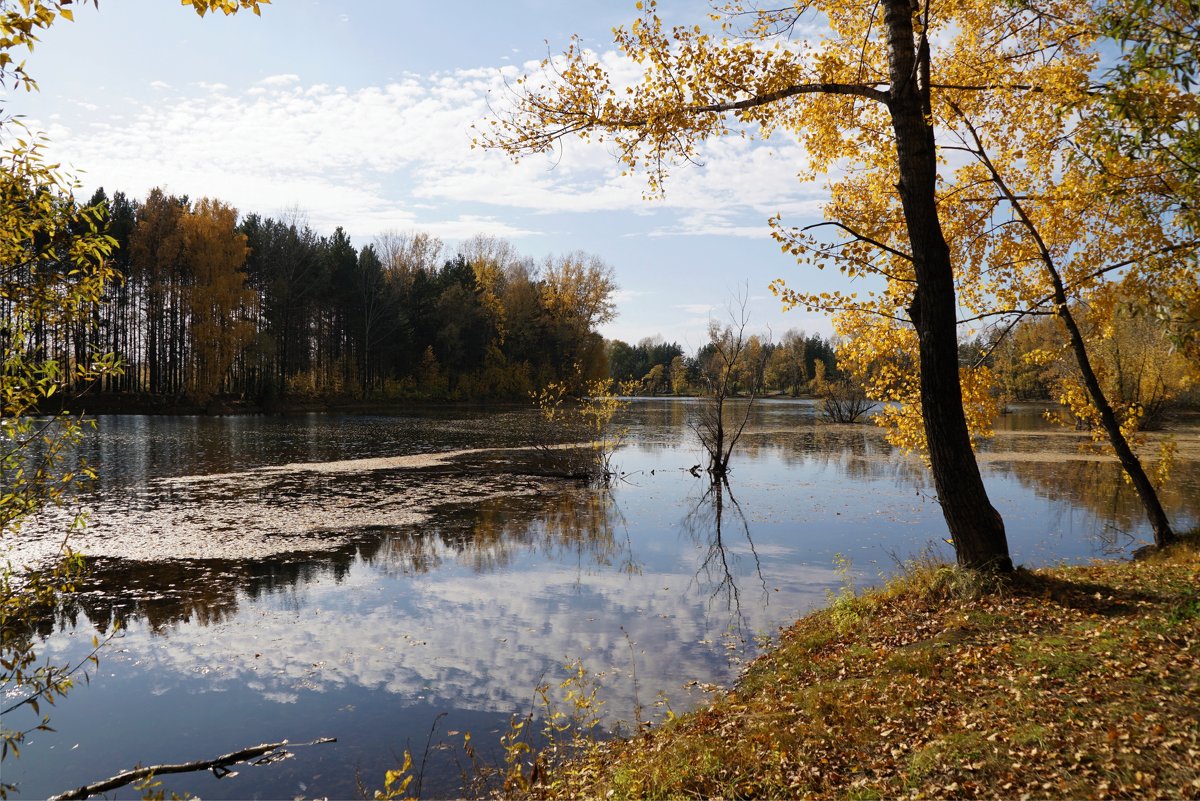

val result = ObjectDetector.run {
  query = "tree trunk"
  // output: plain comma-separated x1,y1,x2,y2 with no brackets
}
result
957,103,1178,552
1053,287,1176,547
883,0,1012,571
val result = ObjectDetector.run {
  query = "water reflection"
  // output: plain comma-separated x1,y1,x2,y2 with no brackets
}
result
47,487,626,639
993,456,1200,552
681,481,767,635
747,424,928,489
14,472,844,796
426,488,628,575
7,402,1200,799
57,409,559,493
56,539,378,636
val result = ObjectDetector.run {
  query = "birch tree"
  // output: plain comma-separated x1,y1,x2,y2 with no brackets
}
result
485,0,1023,568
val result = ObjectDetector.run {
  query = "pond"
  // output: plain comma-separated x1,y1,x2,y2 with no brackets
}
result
5,399,1199,799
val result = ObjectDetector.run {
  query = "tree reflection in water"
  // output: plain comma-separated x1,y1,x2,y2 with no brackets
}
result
681,480,767,640
994,455,1200,552
48,485,630,638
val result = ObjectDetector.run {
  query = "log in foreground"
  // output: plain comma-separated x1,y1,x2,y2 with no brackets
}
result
48,737,336,801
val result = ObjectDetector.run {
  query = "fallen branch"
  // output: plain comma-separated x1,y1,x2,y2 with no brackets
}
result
48,737,336,801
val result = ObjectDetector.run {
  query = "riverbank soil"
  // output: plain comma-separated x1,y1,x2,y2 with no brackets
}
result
540,537,1200,799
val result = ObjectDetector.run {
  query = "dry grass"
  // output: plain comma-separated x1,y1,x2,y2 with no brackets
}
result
533,534,1200,800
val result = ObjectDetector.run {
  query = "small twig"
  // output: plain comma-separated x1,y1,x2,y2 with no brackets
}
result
48,737,336,801
415,712,447,800
621,626,643,727
1,627,117,718
801,221,914,263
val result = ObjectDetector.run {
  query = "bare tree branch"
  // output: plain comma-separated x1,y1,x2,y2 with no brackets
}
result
48,738,337,801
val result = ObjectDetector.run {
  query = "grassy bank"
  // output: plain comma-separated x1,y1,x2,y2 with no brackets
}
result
534,537,1200,800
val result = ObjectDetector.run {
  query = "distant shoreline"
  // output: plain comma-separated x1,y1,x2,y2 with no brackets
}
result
41,391,818,417
41,392,1200,430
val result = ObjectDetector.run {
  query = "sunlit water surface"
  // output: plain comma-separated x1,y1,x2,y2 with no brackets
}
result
6,400,1199,799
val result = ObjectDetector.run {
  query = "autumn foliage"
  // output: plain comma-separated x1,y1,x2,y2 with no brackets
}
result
41,188,618,406
533,540,1200,799
486,0,1199,565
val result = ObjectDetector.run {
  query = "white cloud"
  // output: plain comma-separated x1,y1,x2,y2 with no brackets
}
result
611,289,648,304
39,52,828,244
258,73,301,86
415,214,539,241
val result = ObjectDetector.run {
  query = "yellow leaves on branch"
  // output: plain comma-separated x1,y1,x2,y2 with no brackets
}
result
486,0,1198,461
482,0,865,191
1,0,269,542
0,146,118,540
2,0,272,771
831,314,998,456
182,0,268,17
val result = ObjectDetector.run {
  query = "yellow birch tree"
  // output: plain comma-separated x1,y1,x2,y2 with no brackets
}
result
769,2,1197,549
485,0,1198,561
181,197,255,402
485,0,1029,568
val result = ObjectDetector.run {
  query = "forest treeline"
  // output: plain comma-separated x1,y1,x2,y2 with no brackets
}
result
14,185,1196,416
614,309,1199,432
20,181,854,409
30,187,619,407
608,330,839,397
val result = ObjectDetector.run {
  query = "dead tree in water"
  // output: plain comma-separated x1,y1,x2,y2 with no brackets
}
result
691,299,763,481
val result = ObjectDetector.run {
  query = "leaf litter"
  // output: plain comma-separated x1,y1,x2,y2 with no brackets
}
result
537,537,1200,800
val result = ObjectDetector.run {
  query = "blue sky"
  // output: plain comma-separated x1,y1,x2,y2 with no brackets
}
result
10,1,854,349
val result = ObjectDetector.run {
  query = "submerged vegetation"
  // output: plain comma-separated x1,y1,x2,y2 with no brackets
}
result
533,374,636,482
523,536,1200,800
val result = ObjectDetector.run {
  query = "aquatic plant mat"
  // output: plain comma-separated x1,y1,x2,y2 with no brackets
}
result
10,445,589,566
538,538,1200,800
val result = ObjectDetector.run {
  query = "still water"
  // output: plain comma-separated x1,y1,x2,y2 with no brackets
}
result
6,399,1199,799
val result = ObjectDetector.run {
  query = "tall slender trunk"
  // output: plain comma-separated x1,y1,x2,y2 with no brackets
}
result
952,103,1178,551
1055,292,1176,547
883,0,1011,571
